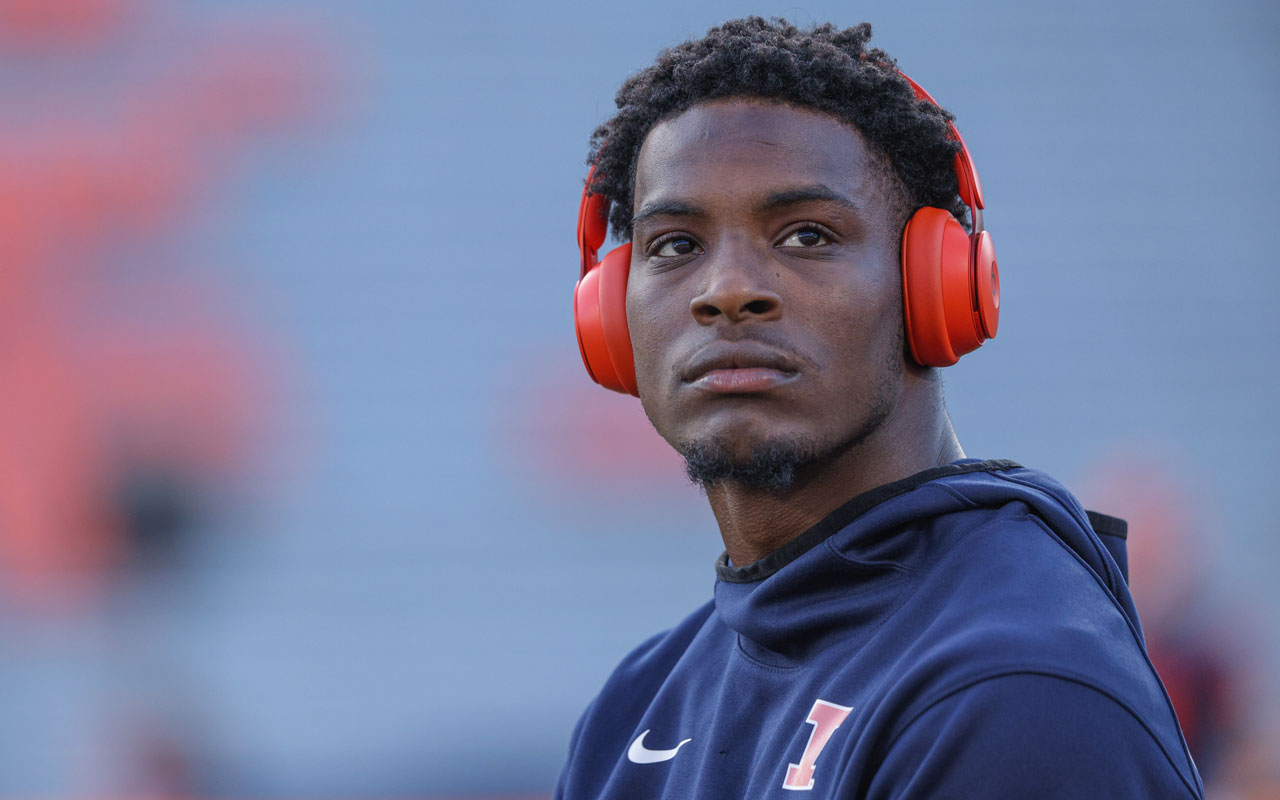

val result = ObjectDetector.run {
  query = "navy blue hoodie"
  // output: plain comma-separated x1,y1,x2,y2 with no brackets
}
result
556,459,1204,798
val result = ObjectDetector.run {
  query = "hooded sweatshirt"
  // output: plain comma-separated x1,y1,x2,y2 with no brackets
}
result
555,459,1204,799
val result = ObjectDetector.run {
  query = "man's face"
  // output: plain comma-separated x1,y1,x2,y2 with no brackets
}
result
626,99,912,486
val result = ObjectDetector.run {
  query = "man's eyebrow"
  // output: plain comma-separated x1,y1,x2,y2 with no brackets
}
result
631,200,703,227
761,185,861,214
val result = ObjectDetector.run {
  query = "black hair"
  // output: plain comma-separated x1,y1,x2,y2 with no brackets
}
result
587,17,967,240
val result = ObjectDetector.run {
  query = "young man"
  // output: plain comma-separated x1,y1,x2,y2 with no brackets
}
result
560,18,1203,799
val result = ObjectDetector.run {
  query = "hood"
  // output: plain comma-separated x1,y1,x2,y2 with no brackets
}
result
712,459,1137,657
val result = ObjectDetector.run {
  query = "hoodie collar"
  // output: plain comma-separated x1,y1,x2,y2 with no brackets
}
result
715,459,1021,583
710,458,1138,662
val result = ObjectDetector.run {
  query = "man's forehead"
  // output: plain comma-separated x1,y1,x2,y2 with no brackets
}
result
634,99,878,204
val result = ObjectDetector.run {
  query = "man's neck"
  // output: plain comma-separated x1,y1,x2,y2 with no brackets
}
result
707,396,964,567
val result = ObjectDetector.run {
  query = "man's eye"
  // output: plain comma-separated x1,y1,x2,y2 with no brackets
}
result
778,228,830,248
654,236,700,257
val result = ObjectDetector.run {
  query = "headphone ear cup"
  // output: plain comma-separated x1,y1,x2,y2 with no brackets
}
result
573,243,637,395
901,206,988,367
972,230,1000,340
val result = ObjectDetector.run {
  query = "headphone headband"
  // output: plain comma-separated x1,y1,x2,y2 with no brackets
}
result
895,72,986,232
577,167,609,277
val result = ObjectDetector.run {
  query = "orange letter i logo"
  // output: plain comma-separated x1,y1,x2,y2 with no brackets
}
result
782,699,853,791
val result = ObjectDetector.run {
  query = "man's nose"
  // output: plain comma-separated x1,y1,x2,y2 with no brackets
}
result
689,242,782,325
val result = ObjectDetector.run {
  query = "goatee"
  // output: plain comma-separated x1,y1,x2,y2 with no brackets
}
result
681,438,822,491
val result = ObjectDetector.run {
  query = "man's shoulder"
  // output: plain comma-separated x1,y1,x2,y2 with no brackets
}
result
869,670,1204,798
556,598,718,784
595,599,718,698
899,500,1148,682
864,498,1201,776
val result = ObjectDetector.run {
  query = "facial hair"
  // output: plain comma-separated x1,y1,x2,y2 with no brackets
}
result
681,437,819,491
680,390,891,492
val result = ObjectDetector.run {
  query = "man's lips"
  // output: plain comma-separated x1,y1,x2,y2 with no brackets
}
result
691,366,797,393
680,342,801,393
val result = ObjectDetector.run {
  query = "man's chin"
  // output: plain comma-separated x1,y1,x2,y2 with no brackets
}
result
678,436,822,492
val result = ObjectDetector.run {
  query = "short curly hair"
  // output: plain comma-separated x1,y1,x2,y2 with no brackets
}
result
587,17,967,240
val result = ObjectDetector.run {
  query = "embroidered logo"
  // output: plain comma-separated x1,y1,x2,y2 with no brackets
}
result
627,729,692,764
782,699,853,791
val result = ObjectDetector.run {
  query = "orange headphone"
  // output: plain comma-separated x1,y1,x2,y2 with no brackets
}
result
574,72,999,396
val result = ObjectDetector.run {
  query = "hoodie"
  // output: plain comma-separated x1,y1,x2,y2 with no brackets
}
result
555,459,1204,799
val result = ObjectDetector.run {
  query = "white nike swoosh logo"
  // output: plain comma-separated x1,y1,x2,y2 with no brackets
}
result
627,729,692,764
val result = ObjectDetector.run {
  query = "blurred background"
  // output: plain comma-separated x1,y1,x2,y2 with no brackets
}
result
0,0,1275,796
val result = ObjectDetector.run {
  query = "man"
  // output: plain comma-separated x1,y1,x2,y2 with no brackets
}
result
559,18,1202,799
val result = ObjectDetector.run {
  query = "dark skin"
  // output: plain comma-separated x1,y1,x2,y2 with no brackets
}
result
626,99,964,566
